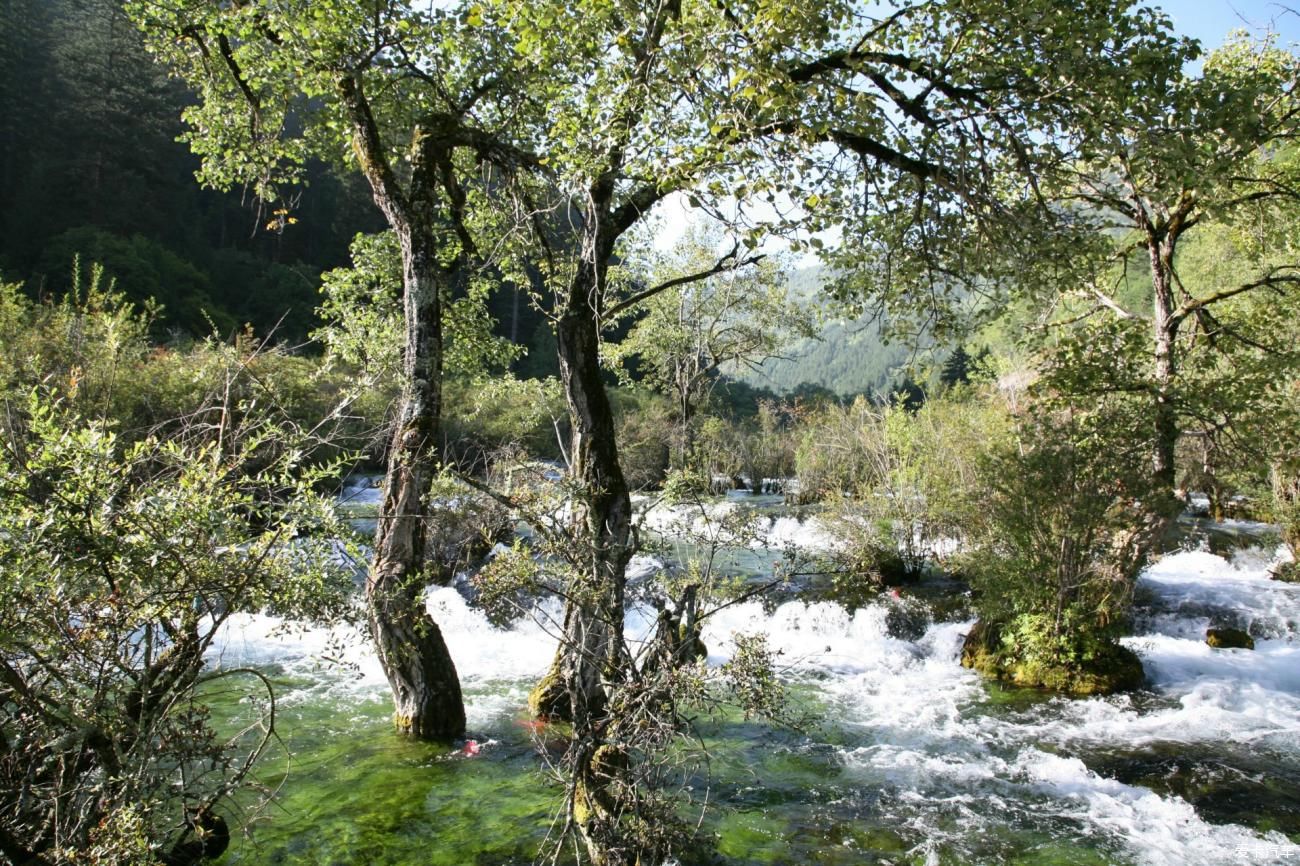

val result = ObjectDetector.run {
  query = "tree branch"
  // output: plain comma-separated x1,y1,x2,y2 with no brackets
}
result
1172,267,1300,325
605,243,765,319
337,73,410,230
609,182,672,238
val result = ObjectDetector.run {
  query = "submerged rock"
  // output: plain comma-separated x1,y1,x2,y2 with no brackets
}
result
160,811,229,866
960,619,1145,696
883,594,932,641
1206,626,1255,650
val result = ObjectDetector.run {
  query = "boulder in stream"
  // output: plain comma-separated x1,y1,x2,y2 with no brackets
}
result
1205,626,1255,650
960,619,1145,696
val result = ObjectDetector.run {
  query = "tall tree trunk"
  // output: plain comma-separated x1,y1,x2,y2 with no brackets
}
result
368,227,466,740
1150,237,1179,498
555,258,635,865
677,373,695,472
339,74,467,740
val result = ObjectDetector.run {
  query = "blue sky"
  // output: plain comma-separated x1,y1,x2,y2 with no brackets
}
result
1154,0,1300,48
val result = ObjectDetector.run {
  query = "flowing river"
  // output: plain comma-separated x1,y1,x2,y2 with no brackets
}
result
206,481,1300,865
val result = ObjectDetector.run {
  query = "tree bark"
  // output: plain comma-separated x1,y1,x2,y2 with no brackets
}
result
340,73,466,740
367,225,467,740
1150,236,1180,498
555,260,633,712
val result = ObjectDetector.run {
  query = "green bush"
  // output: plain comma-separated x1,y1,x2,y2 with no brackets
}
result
808,390,1009,598
958,408,1162,694
0,392,357,864
443,375,567,468
656,401,800,494
612,386,673,490
0,262,155,423
726,400,798,488
793,397,880,499
0,263,376,457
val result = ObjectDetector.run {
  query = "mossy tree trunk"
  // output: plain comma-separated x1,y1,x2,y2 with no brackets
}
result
555,253,635,864
340,73,466,741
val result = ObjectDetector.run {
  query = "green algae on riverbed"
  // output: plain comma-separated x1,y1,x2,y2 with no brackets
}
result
208,663,1300,866
213,683,555,865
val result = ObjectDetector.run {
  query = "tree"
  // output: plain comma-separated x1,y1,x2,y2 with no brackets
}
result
460,2,1188,860
939,345,973,388
1044,33,1300,508
607,226,816,472
126,0,547,740
0,0,189,266
131,1,1192,859
959,402,1158,696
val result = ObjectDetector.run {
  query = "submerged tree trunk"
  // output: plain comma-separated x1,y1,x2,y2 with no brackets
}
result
368,228,467,740
341,75,466,740
555,258,636,865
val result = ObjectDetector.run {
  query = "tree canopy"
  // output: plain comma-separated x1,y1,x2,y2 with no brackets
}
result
118,2,1253,863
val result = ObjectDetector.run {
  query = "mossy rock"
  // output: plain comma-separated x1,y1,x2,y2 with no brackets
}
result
1011,644,1145,696
960,620,1145,696
591,744,629,778
1270,561,1300,583
925,590,975,624
959,619,1003,674
527,663,571,722
1206,627,1254,650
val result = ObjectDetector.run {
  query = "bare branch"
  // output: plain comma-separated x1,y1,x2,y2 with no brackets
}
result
605,242,765,319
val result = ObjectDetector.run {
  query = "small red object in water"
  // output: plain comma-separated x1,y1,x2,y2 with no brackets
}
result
517,718,548,734
461,739,481,757
890,589,901,599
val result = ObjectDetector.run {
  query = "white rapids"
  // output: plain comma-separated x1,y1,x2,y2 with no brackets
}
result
206,502,1300,864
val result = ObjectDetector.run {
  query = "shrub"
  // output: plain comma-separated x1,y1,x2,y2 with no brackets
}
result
0,392,357,864
811,390,1009,598
793,397,880,499
957,408,1162,694
612,386,673,490
0,263,155,423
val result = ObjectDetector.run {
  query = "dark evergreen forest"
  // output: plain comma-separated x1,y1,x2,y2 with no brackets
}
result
0,0,562,364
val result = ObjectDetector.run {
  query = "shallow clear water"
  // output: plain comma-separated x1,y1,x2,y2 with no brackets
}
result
208,498,1300,865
